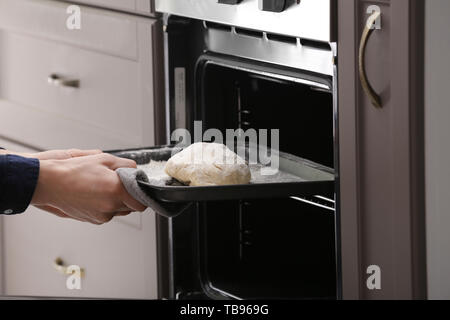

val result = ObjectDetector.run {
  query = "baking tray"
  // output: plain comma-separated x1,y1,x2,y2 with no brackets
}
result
112,145,334,203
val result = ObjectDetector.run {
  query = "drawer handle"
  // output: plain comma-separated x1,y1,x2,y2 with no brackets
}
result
53,257,85,277
48,74,80,88
359,9,382,109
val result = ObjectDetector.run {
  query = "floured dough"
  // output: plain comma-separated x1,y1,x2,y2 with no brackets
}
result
164,143,251,186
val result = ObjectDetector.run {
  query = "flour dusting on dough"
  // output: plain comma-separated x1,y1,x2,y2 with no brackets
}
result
164,143,252,186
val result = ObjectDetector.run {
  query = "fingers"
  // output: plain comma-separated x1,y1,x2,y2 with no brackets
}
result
34,149,103,160
100,154,137,170
67,149,103,158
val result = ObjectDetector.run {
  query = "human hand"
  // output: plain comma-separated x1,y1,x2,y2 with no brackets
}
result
32,149,103,160
29,149,103,160
0,148,102,160
31,153,147,225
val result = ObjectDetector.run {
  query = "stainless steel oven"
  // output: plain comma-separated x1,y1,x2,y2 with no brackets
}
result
154,0,339,300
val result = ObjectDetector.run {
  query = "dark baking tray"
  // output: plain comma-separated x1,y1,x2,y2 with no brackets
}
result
112,145,335,203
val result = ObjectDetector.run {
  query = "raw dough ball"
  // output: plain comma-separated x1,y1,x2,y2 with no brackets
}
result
164,143,251,186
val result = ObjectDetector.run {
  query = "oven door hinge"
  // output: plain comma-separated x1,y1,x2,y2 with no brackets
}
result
330,42,338,66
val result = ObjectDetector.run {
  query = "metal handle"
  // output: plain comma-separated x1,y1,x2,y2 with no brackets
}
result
359,10,382,109
48,73,80,88
53,257,85,277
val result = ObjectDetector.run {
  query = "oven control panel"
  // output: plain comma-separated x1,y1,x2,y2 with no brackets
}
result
156,0,335,42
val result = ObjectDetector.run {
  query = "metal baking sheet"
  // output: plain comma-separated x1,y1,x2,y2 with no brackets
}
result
112,145,334,203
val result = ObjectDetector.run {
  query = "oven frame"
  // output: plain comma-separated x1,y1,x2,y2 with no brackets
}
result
156,14,341,300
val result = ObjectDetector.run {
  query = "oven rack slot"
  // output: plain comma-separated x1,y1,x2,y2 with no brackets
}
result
290,195,335,212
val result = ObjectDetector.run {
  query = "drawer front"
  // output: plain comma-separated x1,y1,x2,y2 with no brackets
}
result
57,0,155,16
3,207,158,299
0,138,158,299
0,0,162,150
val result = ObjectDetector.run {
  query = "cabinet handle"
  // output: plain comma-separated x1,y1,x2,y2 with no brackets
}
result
359,10,382,109
48,73,80,88
53,257,85,277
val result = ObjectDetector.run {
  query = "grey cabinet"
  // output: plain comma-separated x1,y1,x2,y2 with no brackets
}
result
0,0,164,299
338,0,426,299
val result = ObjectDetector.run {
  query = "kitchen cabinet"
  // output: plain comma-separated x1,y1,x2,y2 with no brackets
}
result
55,0,156,16
0,0,165,299
424,0,450,300
338,0,426,299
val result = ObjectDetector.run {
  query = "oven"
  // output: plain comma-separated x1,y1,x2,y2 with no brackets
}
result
154,0,339,300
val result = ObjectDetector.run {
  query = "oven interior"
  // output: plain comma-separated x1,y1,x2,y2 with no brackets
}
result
198,62,334,168
171,57,338,300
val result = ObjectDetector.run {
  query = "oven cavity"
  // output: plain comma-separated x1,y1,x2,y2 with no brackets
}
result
198,60,334,168
189,56,337,299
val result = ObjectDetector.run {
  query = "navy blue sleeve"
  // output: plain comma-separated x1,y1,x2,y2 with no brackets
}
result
0,154,40,215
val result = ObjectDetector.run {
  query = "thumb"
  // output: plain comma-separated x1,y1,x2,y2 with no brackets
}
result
99,154,137,170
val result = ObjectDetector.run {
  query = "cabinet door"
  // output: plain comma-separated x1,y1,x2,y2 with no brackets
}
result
0,138,158,299
338,0,426,299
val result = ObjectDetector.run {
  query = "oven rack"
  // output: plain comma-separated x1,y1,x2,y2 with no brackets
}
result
290,195,335,212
